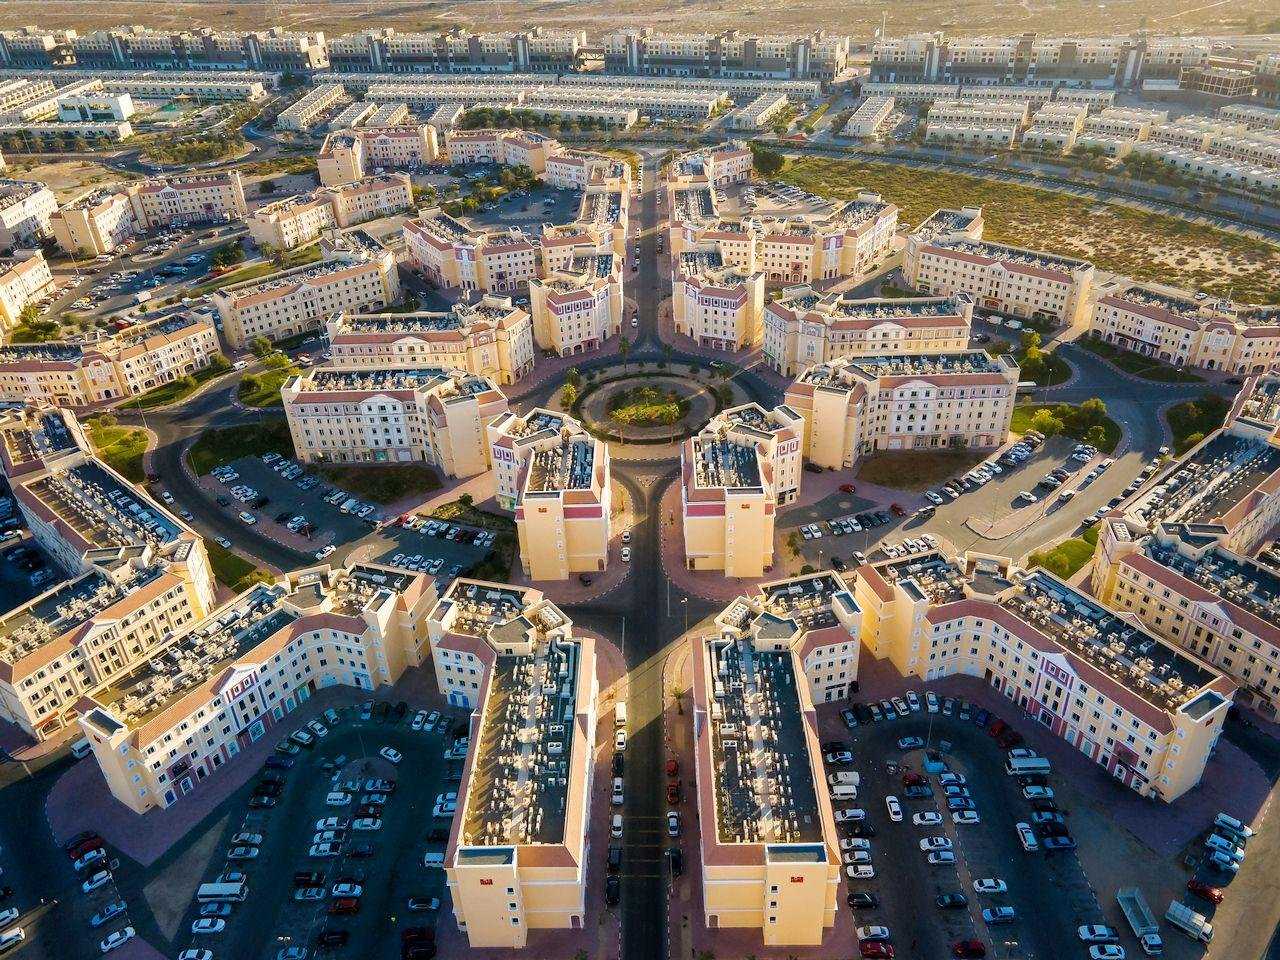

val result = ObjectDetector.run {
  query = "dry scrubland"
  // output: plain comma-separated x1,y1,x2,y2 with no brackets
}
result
777,156,1280,304
0,0,1275,38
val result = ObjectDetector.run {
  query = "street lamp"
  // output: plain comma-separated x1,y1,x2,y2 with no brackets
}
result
680,596,688,637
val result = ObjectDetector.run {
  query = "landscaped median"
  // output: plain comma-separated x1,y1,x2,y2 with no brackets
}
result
1027,525,1100,580
238,352,301,408
1010,399,1121,454
1164,392,1231,455
120,355,233,410
1076,334,1205,383
314,463,441,505
204,538,273,593
188,421,295,475
85,416,149,483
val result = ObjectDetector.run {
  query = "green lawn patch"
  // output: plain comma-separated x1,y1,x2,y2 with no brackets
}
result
1028,534,1098,580
315,463,442,505
1011,401,1121,453
192,246,322,296
205,539,272,592
238,363,299,408
120,358,231,410
1076,336,1205,382
1165,393,1231,454
854,449,988,491
188,420,295,475
86,421,149,483
607,384,690,426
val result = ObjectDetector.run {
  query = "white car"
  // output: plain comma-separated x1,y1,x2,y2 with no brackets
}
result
74,848,107,871
177,951,213,960
411,711,430,731
611,777,625,805
0,910,16,928
834,808,867,823
309,842,342,858
905,691,922,712
331,883,363,898
325,792,351,807
611,814,623,838
839,838,871,851
1088,948,1126,960
920,836,953,851
191,919,225,935
926,850,957,864
352,818,382,831
615,729,627,751
938,773,967,786
81,871,112,893
231,832,262,846
315,817,345,831
667,811,681,837
379,747,403,764
912,812,943,826
314,545,336,560
1078,925,1121,944
1016,822,1039,852
925,692,939,713
953,810,981,825
842,850,872,865
845,864,875,880
885,796,903,822
621,546,631,562
100,928,136,954
307,720,328,738
856,926,891,941
973,878,1008,894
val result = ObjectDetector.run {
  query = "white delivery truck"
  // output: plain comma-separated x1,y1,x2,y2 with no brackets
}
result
1164,901,1213,944
615,702,627,728
1117,887,1163,955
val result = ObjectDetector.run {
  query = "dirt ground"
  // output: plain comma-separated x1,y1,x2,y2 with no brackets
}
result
0,0,1273,40
2,157,132,202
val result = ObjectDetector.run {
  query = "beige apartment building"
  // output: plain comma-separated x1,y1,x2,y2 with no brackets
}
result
318,124,440,185
514,430,611,581
445,128,560,175
854,551,1233,802
925,99,1027,147
249,175,417,250
126,171,248,230
214,242,400,348
50,188,138,257
689,620,840,946
277,81,347,131
672,144,754,187
715,570,863,704
283,365,507,475
528,251,623,356
404,213,540,294
763,288,974,377
905,214,1094,326
671,248,766,351
489,408,581,510
427,579,597,945
79,563,439,813
670,194,899,292
0,312,220,407
784,351,1019,470
1089,279,1280,375
844,95,896,138
680,403,806,577
0,179,58,250
0,250,53,333
325,296,535,385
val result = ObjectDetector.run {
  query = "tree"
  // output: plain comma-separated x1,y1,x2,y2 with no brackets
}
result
787,531,802,557
564,368,583,390
561,382,579,407
1084,424,1107,449
459,493,474,508
750,143,785,176
250,336,273,357
261,178,276,194
1029,408,1064,437
618,336,631,364
208,353,232,373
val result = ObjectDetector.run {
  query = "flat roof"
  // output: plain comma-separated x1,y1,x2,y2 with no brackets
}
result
1131,432,1280,529
25,461,182,550
691,435,761,490
526,438,595,492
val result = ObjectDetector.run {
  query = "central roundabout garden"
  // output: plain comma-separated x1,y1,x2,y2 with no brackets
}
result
570,365,739,445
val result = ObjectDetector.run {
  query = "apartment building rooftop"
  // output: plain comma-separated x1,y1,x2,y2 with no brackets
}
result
929,237,1092,275
798,350,1004,387
757,572,857,635
496,408,568,442
526,438,595,493
0,561,165,666
217,254,375,300
1104,281,1214,321
438,579,536,640
914,207,982,238
1,408,79,468
459,633,582,847
1003,569,1223,716
672,185,715,223
578,189,623,226
301,365,494,398
779,289,971,320
25,461,183,550
691,435,762,491
1233,377,1280,431
90,584,299,733
679,248,752,287
1146,539,1280,630
62,187,126,211
1131,432,1280,530
876,551,973,605
0,178,49,203
704,636,823,845
568,251,615,279
0,343,82,364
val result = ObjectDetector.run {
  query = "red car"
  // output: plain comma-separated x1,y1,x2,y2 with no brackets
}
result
890,503,906,517
860,942,894,959
840,483,856,494
328,898,360,916
901,772,926,787
1187,879,1224,903
987,719,1009,739
952,940,986,959
666,781,683,805
665,758,679,777
998,731,1024,749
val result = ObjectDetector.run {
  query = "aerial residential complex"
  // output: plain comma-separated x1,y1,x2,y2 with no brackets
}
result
427,579,597,945
680,403,805,577
0,311,220,406
213,239,400,348
247,173,414,251
79,562,439,813
783,351,1020,470
0,249,53,333
1093,374,1280,719
763,289,975,377
854,550,1232,801
325,296,535,385
282,365,508,475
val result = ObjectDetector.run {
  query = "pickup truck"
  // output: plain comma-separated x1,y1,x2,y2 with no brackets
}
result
1117,887,1163,955
1165,900,1212,944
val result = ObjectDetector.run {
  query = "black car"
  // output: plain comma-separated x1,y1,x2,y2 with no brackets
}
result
831,556,847,572
1037,822,1070,839
1017,774,1048,788
315,929,350,949
407,897,440,913
973,708,990,728
853,703,875,725
294,871,324,887
840,709,859,730
668,847,683,878
1041,835,1077,851
903,784,934,800
822,740,849,753
605,875,621,906
848,892,879,910
612,753,625,777
427,827,449,843
1029,798,1059,814
248,794,277,809
936,893,969,909
607,845,623,873
394,701,409,720
349,842,377,858
264,755,294,771
847,822,876,838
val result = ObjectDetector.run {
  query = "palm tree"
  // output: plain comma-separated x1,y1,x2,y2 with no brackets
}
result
618,336,631,366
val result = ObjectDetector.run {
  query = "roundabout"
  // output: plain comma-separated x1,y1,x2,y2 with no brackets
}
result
573,367,731,447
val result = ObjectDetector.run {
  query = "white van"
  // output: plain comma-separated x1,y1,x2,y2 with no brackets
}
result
1214,812,1254,839
1004,756,1051,776
615,702,627,728
0,928,24,952
831,784,859,801
71,738,93,759
197,881,247,903
422,851,446,869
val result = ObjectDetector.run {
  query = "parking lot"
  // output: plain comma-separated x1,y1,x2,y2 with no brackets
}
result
166,702,464,960
371,516,495,581
819,695,1105,960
